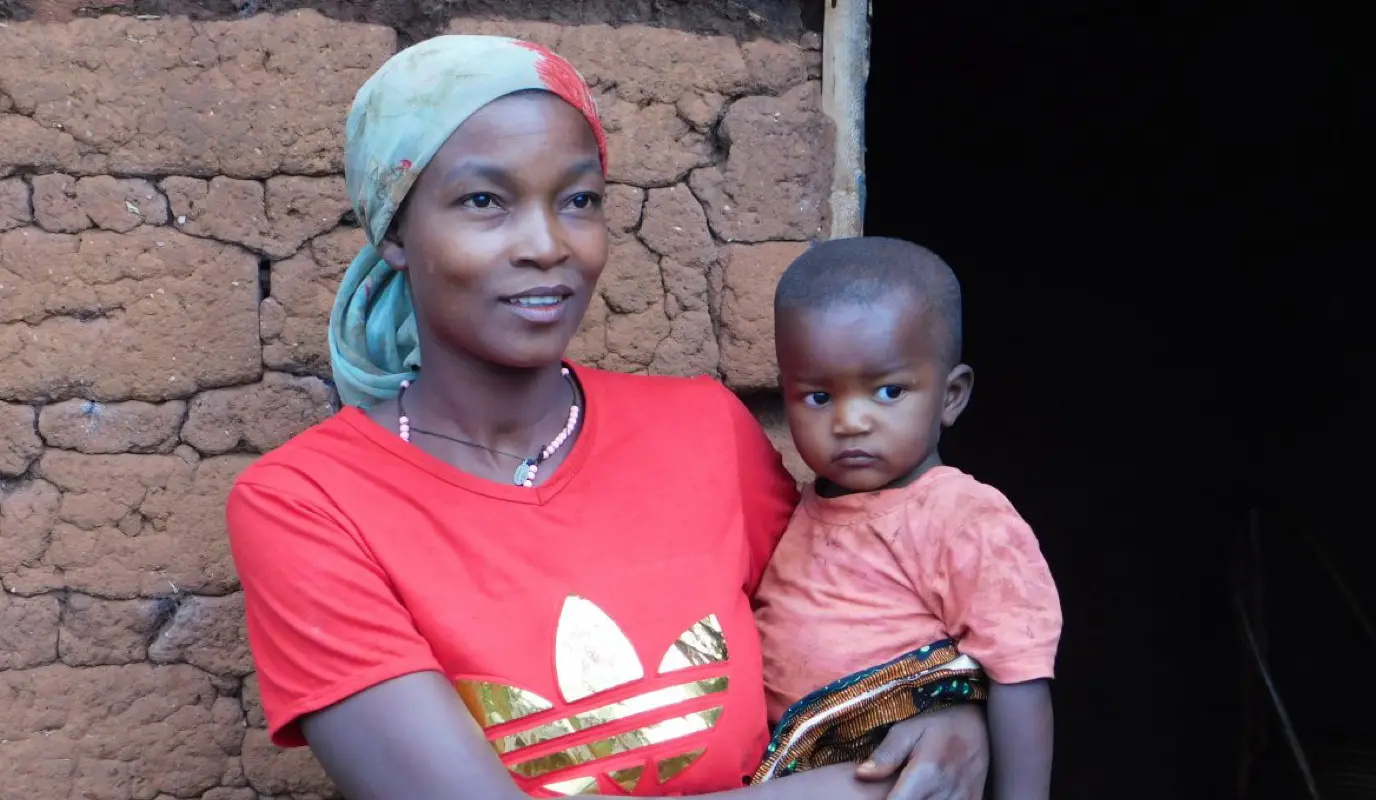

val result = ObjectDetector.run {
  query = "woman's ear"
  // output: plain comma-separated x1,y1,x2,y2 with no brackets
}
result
379,226,408,272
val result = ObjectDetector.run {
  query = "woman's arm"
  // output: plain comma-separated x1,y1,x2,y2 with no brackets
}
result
303,671,896,800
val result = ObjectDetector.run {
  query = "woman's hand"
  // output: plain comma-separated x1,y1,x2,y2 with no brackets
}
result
854,704,990,800
736,763,895,800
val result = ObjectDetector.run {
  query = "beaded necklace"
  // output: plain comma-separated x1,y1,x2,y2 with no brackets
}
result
396,367,580,487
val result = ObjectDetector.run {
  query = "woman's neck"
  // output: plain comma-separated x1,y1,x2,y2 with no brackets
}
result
401,351,571,452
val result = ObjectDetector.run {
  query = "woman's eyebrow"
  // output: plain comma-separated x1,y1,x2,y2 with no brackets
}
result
439,157,601,186
441,160,513,185
563,158,602,179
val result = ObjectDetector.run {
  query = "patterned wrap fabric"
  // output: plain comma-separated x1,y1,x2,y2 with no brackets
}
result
752,641,987,783
328,34,607,409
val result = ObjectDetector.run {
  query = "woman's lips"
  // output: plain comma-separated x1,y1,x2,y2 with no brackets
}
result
500,284,575,325
503,294,571,324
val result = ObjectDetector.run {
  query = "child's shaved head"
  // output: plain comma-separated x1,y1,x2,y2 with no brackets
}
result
774,236,963,367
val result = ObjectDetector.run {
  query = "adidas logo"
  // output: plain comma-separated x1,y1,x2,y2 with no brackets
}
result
456,594,732,795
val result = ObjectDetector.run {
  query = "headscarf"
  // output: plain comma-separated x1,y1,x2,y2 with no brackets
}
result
328,35,608,408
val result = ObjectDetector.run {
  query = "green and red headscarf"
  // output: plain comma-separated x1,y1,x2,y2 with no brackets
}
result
329,35,607,408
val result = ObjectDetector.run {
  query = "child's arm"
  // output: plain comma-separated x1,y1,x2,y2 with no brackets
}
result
987,679,1053,800
901,486,1062,800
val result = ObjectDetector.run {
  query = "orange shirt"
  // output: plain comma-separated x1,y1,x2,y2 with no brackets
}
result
226,366,799,797
754,466,1062,723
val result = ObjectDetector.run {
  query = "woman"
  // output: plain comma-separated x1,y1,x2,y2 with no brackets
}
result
227,34,989,799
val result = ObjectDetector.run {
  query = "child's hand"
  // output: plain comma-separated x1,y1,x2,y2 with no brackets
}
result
855,704,989,799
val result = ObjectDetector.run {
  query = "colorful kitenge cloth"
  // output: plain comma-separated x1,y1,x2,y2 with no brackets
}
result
751,639,987,783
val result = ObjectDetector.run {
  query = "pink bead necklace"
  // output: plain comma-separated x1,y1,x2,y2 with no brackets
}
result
396,367,580,488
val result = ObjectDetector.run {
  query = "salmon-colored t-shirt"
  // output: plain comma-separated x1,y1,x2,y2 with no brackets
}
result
226,366,799,797
753,466,1062,723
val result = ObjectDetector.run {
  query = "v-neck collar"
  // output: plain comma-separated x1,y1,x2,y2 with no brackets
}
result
336,362,598,505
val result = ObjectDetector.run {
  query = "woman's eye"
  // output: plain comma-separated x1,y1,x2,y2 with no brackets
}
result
875,385,906,402
568,192,602,210
803,392,831,408
462,193,496,209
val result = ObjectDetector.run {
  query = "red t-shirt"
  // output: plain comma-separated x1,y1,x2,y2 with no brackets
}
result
226,365,799,797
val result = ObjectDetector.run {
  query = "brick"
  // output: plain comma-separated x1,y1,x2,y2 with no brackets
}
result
0,177,32,231
650,310,719,378
741,39,809,95
0,12,395,177
0,226,261,402
557,25,750,104
148,593,253,678
31,173,87,233
58,593,161,666
601,97,715,188
163,175,349,258
0,592,61,669
181,372,334,455
0,401,42,476
75,176,169,233
0,664,244,799
241,727,337,798
689,82,834,243
717,242,808,390
565,292,609,368
31,452,253,597
261,227,363,377
605,184,645,235
39,399,186,454
241,673,266,729
0,478,62,592
599,234,663,315
639,184,716,262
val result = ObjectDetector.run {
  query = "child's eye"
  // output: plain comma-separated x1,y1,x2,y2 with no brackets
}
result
802,392,831,408
875,385,906,402
461,193,497,209
568,191,602,210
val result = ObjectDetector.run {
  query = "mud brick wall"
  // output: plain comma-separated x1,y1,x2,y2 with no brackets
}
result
0,7,828,799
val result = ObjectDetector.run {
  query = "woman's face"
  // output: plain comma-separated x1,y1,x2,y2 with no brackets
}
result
382,91,608,369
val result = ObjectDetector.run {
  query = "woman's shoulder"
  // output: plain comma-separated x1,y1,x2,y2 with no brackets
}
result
575,364,752,434
231,408,375,502
576,364,727,400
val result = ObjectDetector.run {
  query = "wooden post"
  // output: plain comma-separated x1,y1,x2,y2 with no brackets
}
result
821,0,870,237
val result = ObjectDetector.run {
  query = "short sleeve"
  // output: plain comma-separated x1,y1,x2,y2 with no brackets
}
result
227,477,443,746
713,383,801,596
919,503,1062,684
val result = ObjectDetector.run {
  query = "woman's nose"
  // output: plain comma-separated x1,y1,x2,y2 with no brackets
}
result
510,207,569,269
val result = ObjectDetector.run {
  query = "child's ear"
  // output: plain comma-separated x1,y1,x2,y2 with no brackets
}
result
940,363,974,427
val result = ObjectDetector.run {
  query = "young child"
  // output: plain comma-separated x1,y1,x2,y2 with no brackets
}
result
752,237,1062,799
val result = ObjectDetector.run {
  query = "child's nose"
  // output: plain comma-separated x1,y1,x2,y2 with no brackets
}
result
831,401,872,436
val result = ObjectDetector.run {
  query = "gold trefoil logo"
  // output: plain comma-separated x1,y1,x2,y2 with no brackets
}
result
456,594,731,795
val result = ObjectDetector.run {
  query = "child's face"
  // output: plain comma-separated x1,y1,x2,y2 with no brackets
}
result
776,298,972,493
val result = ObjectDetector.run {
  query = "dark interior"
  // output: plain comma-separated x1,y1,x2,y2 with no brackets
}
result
864,3,1366,797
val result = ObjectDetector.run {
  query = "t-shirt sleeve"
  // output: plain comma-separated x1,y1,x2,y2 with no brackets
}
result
915,501,1063,684
227,476,443,747
714,383,801,596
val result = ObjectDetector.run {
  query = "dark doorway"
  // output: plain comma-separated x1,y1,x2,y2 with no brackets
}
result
864,3,1365,798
